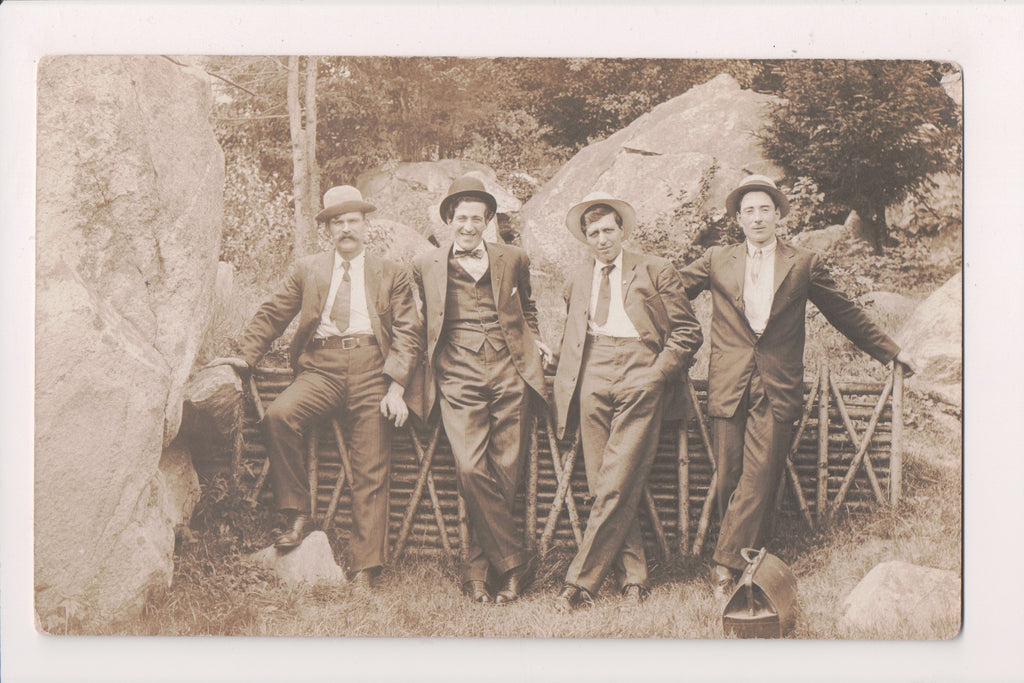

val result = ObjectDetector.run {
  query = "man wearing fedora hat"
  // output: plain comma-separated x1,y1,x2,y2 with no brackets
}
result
411,175,551,605
679,174,916,598
551,192,702,611
209,185,422,591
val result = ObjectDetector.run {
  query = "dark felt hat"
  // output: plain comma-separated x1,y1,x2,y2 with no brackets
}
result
439,175,497,223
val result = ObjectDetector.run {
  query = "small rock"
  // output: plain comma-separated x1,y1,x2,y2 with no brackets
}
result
249,531,346,588
839,561,960,638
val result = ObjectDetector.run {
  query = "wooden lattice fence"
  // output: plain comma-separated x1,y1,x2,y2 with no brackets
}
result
200,361,903,562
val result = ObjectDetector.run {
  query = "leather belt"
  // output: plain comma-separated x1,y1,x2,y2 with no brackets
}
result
310,334,378,351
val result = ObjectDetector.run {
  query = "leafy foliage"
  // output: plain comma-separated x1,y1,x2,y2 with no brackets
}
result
759,60,961,250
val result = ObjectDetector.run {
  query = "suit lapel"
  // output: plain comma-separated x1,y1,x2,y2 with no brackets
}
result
313,251,334,314
364,254,381,313
487,242,505,303
772,240,796,297
434,245,450,308
727,243,746,312
572,257,595,339
620,250,638,302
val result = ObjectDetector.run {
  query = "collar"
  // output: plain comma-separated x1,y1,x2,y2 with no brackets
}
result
746,238,778,257
334,250,365,270
450,240,486,256
593,250,623,274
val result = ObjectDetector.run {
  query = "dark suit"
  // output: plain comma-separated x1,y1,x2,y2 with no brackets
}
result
238,251,422,572
412,241,546,582
553,250,702,594
680,240,899,569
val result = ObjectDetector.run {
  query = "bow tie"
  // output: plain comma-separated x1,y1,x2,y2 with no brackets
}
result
454,248,483,259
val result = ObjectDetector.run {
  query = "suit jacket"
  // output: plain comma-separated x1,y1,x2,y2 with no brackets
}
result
237,251,424,415
411,241,547,416
553,249,703,440
679,239,899,423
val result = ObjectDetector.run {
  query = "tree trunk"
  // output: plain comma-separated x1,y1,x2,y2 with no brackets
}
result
287,55,316,257
304,56,320,235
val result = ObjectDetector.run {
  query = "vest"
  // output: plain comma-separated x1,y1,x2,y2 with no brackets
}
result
442,255,507,352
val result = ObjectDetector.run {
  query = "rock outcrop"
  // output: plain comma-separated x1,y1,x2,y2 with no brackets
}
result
839,561,961,638
896,273,962,407
249,532,346,588
35,55,224,627
520,74,783,280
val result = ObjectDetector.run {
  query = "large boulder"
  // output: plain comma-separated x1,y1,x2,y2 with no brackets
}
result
357,159,521,246
896,273,962,407
839,561,961,638
520,74,783,280
35,56,224,628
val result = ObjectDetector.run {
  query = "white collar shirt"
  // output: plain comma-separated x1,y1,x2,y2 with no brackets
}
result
452,241,489,282
588,251,640,338
742,238,777,336
316,250,372,338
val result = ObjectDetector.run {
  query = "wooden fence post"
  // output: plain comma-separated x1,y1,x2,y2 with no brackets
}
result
890,363,904,505
816,362,830,523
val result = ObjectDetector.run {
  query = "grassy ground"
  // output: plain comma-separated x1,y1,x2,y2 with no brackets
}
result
95,389,959,639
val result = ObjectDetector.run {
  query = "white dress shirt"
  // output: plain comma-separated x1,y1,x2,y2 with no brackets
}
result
742,238,777,336
588,251,640,338
316,250,372,338
453,242,489,281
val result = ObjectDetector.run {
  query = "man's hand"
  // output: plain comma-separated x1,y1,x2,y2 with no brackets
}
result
380,380,410,428
204,357,251,375
535,339,554,369
894,350,917,378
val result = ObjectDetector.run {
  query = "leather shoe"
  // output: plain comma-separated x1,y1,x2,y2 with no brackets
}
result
351,569,377,593
274,513,313,551
554,584,593,613
494,564,529,605
711,564,737,600
621,584,651,604
463,579,492,604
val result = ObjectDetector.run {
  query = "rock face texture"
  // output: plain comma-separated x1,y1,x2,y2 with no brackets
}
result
896,273,962,407
520,74,783,280
839,561,961,638
357,159,521,246
35,56,224,627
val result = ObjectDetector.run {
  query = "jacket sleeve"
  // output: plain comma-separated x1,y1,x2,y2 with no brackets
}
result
807,253,900,364
237,260,305,368
678,247,713,301
652,260,704,381
382,265,425,389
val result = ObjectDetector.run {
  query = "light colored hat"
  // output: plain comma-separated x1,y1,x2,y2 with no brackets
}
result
725,174,790,218
564,192,637,244
315,185,377,222
439,175,497,223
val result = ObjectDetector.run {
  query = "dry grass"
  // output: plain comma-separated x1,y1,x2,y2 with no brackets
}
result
99,390,959,639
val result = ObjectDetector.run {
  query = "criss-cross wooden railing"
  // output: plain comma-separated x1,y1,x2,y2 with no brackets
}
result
213,360,903,562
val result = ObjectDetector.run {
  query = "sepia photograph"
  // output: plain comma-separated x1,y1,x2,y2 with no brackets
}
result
3,3,1022,683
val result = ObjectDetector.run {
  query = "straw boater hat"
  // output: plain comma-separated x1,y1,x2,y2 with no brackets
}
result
725,174,790,218
564,191,637,244
315,185,377,222
439,175,497,223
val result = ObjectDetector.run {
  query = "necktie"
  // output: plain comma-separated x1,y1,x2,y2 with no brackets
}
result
750,249,763,285
331,260,351,333
454,248,483,259
595,264,614,327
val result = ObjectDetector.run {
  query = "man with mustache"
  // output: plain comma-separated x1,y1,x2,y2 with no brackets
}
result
210,185,422,593
411,175,552,605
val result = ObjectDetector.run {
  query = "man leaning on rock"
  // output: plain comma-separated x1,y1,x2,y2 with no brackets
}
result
207,185,423,593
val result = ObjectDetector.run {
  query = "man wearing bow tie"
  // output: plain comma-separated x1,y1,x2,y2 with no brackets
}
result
411,176,552,605
551,193,702,611
209,186,422,593
679,174,916,599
